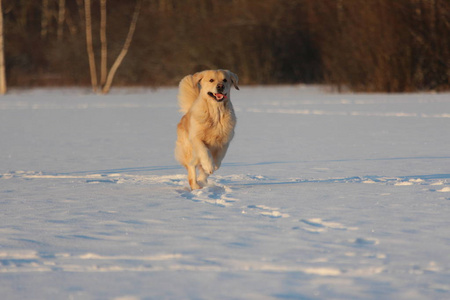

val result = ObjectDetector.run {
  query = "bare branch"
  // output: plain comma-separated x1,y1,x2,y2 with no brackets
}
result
84,0,98,92
100,0,107,86
0,0,6,94
102,0,142,94
41,0,49,38
57,0,66,40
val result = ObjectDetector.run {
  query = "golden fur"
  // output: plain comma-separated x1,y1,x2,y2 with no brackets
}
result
175,70,239,190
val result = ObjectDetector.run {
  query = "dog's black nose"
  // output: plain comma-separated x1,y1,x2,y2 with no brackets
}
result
217,83,224,92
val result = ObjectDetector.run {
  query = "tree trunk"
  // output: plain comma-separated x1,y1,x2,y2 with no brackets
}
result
100,0,107,86
84,0,98,92
102,0,142,94
41,0,49,38
57,0,66,40
0,0,6,95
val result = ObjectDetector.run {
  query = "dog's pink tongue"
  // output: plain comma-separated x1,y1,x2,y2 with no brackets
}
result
215,93,225,100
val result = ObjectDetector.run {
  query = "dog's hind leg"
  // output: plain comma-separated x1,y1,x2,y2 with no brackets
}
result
187,164,201,190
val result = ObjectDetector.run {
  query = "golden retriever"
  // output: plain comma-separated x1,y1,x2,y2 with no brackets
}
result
175,70,239,190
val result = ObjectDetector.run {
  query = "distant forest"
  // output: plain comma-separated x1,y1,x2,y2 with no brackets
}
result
3,0,450,92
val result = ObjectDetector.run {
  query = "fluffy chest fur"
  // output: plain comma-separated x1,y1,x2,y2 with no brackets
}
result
192,99,236,148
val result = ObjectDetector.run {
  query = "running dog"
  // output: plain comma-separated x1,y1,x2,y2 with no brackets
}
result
175,70,239,190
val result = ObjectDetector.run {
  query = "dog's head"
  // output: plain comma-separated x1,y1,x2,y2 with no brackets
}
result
193,70,239,102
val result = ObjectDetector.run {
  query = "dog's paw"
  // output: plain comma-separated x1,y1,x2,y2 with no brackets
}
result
189,180,201,190
197,172,209,187
198,178,208,188
202,161,214,175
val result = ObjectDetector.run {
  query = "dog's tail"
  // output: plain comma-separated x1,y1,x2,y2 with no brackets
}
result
178,74,199,114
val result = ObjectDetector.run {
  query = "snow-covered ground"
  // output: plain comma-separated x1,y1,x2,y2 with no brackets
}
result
1,86,450,299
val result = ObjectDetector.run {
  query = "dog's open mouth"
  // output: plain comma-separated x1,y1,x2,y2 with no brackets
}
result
208,92,227,102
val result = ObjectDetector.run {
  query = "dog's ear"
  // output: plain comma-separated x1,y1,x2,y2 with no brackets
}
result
192,71,204,85
226,70,240,90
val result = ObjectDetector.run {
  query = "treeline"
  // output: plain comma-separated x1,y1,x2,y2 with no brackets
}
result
3,0,449,92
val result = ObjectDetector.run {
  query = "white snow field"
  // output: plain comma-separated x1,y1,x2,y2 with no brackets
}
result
1,86,450,300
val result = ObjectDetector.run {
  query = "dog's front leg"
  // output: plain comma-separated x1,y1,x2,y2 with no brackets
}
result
213,143,229,171
197,165,209,187
187,164,201,190
191,138,214,175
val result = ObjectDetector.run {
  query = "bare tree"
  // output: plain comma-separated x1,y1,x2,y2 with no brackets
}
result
41,0,49,38
84,0,98,92
80,0,141,94
102,0,142,94
0,0,6,94
57,0,66,40
100,0,107,87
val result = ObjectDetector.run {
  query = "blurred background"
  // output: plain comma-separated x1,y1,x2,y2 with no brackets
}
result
2,0,449,92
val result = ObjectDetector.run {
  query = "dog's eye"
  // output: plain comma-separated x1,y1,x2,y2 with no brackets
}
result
209,79,214,83
223,79,228,82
